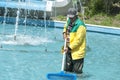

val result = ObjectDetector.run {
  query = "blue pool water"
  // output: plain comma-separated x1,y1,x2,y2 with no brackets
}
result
0,23,120,80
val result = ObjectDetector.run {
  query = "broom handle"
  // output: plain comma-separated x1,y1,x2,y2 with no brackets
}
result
61,39,67,71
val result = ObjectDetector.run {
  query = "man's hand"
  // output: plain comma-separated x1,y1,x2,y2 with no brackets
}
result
64,47,68,53
64,47,71,53
63,32,70,43
63,32,67,39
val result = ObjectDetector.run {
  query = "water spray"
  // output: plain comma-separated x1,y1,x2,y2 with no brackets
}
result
14,9,20,40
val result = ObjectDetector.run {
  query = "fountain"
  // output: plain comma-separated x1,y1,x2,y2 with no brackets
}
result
0,0,120,80
14,9,20,40
0,0,53,47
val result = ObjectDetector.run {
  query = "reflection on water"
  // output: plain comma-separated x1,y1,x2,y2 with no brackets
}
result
77,73,93,80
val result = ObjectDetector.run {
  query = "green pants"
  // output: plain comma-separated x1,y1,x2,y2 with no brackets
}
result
64,50,84,74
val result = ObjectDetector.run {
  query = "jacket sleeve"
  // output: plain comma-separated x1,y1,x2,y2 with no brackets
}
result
69,26,86,50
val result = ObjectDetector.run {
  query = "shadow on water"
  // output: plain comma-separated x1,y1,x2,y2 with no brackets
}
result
86,45,91,52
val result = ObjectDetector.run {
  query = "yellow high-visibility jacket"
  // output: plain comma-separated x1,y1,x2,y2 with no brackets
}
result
63,18,86,60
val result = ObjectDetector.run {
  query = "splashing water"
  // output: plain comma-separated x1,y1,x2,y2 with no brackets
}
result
1,34,53,46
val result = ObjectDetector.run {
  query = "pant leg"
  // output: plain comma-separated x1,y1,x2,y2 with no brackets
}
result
72,58,84,74
64,50,73,72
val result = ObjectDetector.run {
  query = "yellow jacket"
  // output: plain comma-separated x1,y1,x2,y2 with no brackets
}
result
63,18,86,60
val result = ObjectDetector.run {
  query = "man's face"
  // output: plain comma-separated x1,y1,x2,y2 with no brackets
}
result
69,16,76,22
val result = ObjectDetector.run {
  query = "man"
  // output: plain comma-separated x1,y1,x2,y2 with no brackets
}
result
63,8,86,74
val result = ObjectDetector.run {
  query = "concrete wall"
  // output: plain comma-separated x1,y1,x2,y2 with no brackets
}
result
51,0,73,16
0,0,73,19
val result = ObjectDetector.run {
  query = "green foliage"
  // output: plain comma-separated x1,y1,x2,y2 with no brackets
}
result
55,15,66,21
85,0,105,16
84,0,120,17
78,12,84,19
53,0,120,27
101,17,113,26
93,0,105,14
85,13,120,27
115,14,120,20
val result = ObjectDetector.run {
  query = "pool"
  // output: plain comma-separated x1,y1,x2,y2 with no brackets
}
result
0,23,64,80
0,22,120,80
85,30,120,80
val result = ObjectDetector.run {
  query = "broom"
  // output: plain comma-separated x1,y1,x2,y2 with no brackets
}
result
47,39,76,80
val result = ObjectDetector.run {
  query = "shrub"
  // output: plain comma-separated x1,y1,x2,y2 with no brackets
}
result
115,14,120,20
